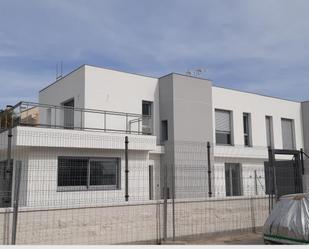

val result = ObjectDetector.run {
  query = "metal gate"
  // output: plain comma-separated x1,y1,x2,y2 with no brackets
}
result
264,148,304,210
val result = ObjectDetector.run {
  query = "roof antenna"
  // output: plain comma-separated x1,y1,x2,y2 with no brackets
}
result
56,62,58,80
56,61,63,80
185,68,206,77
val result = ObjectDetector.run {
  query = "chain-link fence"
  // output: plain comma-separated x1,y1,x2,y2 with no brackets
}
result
0,126,299,244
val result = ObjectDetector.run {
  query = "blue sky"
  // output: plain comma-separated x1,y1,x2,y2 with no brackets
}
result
1,0,309,108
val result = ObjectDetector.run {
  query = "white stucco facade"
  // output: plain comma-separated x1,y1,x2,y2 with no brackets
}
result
1,64,308,207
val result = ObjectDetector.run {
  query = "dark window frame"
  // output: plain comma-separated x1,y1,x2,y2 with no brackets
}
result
225,163,242,197
142,100,153,135
243,113,252,147
142,100,152,116
61,98,75,129
161,120,168,142
57,156,121,192
265,116,274,148
215,109,233,145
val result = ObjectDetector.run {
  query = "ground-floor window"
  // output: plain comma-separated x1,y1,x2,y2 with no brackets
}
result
57,157,121,191
225,163,242,196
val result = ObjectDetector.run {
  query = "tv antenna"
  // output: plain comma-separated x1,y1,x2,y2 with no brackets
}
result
185,68,206,77
56,61,63,80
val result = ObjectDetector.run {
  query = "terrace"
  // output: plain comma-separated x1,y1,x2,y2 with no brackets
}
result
0,101,153,135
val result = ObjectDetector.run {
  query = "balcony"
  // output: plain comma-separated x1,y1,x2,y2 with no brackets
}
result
0,101,153,135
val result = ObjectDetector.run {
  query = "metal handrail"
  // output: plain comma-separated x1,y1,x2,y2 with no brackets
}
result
0,101,153,135
18,101,148,117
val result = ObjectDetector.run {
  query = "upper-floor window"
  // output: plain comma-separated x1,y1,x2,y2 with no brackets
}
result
243,113,252,147
215,109,232,145
281,118,295,149
265,116,274,148
142,101,152,116
142,101,152,135
62,98,74,129
161,120,168,142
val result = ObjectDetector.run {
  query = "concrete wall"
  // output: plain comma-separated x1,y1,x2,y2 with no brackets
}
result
0,196,268,244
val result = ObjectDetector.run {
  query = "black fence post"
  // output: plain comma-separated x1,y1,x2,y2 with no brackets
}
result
300,148,305,175
4,127,13,245
267,147,272,213
11,161,22,245
163,164,168,241
207,142,212,197
171,163,175,241
125,136,129,201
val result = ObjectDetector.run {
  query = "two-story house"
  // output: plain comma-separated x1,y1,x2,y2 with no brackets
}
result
0,64,308,208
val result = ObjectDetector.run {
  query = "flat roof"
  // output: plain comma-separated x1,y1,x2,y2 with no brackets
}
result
213,85,300,103
39,64,157,93
39,64,302,103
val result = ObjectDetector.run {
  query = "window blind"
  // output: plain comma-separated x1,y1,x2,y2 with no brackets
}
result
281,119,294,149
215,110,231,132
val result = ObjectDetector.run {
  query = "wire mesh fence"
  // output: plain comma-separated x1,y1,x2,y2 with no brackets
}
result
0,127,302,244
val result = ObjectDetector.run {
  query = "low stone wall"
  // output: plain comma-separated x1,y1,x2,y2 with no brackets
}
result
0,196,269,245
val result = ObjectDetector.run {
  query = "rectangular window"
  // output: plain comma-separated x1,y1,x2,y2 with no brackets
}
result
58,158,88,188
57,157,120,191
281,118,295,149
243,113,251,146
215,109,232,145
142,101,152,135
149,165,153,200
89,159,119,189
62,98,74,129
225,163,242,196
142,101,152,116
265,116,274,148
161,120,168,142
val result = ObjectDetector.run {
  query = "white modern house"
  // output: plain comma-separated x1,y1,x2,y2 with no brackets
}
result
0,64,308,208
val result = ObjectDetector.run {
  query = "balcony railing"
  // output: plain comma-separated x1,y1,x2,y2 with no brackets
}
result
0,101,153,135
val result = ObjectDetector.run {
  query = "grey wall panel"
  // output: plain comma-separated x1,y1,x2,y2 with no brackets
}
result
172,74,214,143
159,74,214,198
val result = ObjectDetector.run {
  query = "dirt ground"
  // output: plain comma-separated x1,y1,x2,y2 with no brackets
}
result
130,230,264,245
168,231,264,245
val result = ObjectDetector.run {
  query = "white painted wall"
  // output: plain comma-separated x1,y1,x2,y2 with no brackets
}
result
213,158,266,197
39,66,85,128
212,86,303,149
23,147,159,207
84,65,160,138
36,66,306,199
